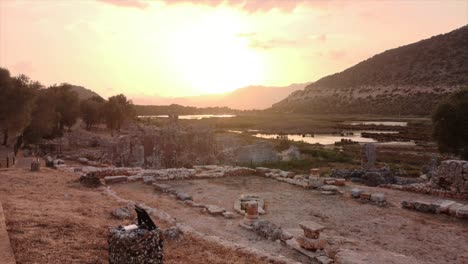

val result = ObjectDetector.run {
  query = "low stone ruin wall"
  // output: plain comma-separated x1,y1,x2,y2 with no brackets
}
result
382,160,468,200
401,199,468,219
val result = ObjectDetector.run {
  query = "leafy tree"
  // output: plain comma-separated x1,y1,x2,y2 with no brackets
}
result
23,83,80,143
48,84,80,132
0,70,37,145
23,89,58,143
432,89,468,159
103,94,135,134
80,96,105,130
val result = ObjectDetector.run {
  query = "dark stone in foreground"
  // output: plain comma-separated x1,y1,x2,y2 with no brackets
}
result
108,227,163,264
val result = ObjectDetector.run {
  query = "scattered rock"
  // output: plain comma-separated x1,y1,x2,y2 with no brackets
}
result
370,193,386,203
222,211,235,219
112,207,133,220
351,188,363,198
176,191,192,201
77,157,89,165
162,226,183,241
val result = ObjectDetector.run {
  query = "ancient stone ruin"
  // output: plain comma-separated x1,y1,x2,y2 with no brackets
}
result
108,227,163,264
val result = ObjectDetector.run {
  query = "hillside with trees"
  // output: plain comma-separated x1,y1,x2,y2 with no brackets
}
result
272,25,468,116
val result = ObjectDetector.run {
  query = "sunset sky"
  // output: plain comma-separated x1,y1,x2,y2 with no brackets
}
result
0,0,467,103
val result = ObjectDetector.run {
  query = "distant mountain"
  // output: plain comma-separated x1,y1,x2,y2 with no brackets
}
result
141,83,308,110
272,25,468,116
69,85,102,100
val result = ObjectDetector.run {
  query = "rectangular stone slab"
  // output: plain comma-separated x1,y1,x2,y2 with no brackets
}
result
104,176,128,184
299,221,325,238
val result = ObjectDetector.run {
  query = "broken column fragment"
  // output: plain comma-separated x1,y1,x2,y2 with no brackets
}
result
240,201,259,228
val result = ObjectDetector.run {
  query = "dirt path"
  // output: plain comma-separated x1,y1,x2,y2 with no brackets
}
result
112,176,468,264
0,167,273,264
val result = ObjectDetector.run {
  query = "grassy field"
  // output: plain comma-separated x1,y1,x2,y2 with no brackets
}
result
140,113,432,134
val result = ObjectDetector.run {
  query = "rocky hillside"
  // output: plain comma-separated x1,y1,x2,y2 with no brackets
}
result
272,25,468,116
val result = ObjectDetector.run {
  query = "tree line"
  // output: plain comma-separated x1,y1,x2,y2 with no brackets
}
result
0,67,135,146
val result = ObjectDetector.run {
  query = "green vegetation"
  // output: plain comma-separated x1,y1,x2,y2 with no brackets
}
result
432,88,468,160
0,67,136,146
81,96,105,130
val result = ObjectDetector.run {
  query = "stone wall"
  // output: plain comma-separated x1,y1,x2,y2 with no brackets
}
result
430,160,468,197
103,125,218,168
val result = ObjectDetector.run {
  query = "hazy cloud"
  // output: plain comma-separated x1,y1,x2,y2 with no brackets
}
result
237,32,300,49
97,0,149,9
161,0,332,13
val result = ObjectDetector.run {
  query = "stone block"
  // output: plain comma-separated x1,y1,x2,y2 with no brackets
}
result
222,212,235,219
153,183,171,192
359,192,371,200
176,192,192,201
299,221,325,239
431,200,456,214
320,185,339,192
309,177,324,189
413,201,437,213
104,176,128,184
351,188,363,198
334,178,346,186
401,200,415,209
454,205,468,219
296,235,327,251
370,193,386,203
206,205,225,215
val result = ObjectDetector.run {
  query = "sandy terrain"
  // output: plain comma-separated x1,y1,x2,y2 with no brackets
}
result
112,176,468,264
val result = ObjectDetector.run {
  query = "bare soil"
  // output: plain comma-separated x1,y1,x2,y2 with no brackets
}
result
0,164,272,264
112,176,468,264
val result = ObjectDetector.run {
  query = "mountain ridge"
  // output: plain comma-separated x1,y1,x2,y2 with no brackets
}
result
272,25,468,116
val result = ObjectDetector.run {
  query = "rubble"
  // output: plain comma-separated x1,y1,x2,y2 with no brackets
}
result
251,220,292,242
